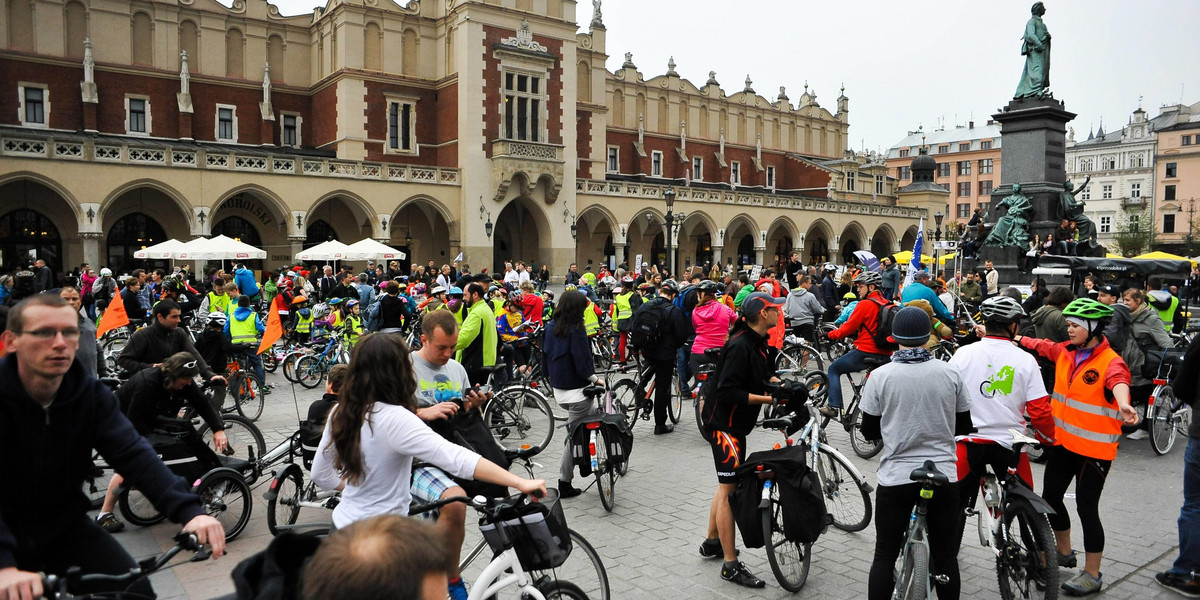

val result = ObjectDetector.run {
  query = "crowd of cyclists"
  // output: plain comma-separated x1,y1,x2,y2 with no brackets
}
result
1,248,1198,599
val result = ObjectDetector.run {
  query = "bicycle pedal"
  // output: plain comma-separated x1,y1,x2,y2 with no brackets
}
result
933,574,949,585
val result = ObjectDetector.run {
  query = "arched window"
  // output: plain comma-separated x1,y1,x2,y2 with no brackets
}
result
363,23,381,71
736,234,754,268
268,34,286,81
65,2,88,58
402,29,418,75
8,0,34,51
226,28,244,78
304,219,338,249
107,212,166,275
212,216,261,247
0,209,61,273
132,12,153,66
179,20,199,72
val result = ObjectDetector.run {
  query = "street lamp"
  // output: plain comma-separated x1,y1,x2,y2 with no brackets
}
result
933,211,944,275
663,187,677,277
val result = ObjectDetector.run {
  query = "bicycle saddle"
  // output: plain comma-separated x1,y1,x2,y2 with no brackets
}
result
218,455,252,473
503,445,544,461
582,384,606,398
862,355,889,368
479,364,507,375
908,460,949,487
704,347,723,360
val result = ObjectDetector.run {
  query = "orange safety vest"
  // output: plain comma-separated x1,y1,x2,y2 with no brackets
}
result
1049,343,1125,461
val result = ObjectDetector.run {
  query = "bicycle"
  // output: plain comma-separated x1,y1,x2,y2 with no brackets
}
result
293,329,351,389
263,429,343,536
40,532,212,600
820,355,888,459
746,410,816,592
568,377,633,512
779,395,874,533
222,348,266,421
614,352,683,427
479,364,557,453
1147,352,1192,455
961,429,1058,600
891,460,951,600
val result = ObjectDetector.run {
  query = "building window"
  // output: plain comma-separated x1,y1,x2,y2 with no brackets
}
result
1133,153,1145,167
958,160,971,176
937,162,950,177
18,85,47,126
1166,162,1178,178
730,161,741,185
1101,157,1116,170
1164,214,1176,234
281,113,302,146
1101,184,1112,199
979,158,994,174
766,166,776,189
651,150,663,177
957,203,970,218
846,170,856,192
503,71,544,142
899,166,911,180
899,149,910,158
215,105,237,141
876,175,884,195
1165,184,1176,201
959,142,971,152
938,145,949,154
387,101,415,152
125,97,150,135
1099,215,1112,234
958,182,971,197
692,156,703,181
607,147,619,173
980,140,993,150
1130,214,1140,230
1184,135,1193,146
1080,187,1090,201
979,180,993,196
1130,182,1141,198
1080,158,1093,171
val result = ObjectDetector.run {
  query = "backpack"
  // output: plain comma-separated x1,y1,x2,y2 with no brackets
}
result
869,298,902,352
629,298,670,349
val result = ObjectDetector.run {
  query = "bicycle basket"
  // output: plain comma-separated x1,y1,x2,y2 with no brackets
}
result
478,490,572,570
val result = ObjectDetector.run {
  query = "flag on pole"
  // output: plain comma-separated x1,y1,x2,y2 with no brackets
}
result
454,252,464,263
95,300,130,339
257,308,283,355
852,250,881,273
902,217,925,289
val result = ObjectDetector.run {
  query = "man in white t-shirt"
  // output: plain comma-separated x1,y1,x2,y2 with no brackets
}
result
950,295,1055,524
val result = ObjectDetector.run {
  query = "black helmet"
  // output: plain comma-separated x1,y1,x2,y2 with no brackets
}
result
696,280,719,294
660,279,680,294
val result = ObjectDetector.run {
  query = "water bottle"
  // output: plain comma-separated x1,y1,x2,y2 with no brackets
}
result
983,475,1000,508
589,430,599,473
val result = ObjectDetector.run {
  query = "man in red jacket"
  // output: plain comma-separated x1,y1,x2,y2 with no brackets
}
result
822,270,892,418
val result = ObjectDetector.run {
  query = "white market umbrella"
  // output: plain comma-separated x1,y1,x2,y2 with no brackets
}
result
133,239,188,260
176,235,266,260
295,239,351,261
343,238,407,261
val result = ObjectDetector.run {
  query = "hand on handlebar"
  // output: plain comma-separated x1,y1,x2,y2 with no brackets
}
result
182,514,226,559
212,430,229,454
0,566,43,600
209,375,227,386
516,478,547,500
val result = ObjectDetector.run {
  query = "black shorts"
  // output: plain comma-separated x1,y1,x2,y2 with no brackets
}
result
707,429,747,484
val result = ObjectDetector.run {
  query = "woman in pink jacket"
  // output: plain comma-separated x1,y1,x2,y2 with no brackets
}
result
690,280,737,387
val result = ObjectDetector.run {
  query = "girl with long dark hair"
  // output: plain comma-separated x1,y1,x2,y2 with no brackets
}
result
541,290,600,498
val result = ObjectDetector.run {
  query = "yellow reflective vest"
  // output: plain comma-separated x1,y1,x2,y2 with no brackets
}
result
612,292,633,331
229,313,259,345
295,312,312,333
207,292,230,315
584,301,600,335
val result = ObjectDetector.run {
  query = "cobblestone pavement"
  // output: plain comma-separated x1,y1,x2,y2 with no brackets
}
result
107,362,1191,600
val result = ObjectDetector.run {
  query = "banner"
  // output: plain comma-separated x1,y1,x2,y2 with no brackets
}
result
95,298,130,339
257,307,283,355
852,250,881,272
902,216,925,289
454,252,463,263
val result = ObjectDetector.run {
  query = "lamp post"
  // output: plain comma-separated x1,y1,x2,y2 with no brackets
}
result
933,211,944,276
663,187,677,278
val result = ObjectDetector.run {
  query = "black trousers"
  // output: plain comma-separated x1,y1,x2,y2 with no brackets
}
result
1042,444,1111,553
18,515,154,598
868,482,961,600
648,357,675,427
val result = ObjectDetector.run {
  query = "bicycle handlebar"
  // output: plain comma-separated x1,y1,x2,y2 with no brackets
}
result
41,532,210,597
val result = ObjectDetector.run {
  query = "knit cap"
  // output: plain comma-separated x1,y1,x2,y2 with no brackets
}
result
889,305,931,346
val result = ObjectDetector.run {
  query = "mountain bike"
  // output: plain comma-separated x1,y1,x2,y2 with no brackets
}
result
891,460,952,600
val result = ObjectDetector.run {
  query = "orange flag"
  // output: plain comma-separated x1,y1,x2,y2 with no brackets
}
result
257,308,283,355
95,299,130,339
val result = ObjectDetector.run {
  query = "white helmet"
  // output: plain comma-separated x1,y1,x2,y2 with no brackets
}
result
100,267,113,277
312,303,331,320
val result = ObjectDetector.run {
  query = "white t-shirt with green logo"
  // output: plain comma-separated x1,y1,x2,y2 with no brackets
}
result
949,337,1047,449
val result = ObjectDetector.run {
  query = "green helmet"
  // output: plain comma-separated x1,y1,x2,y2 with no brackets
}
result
1062,298,1113,320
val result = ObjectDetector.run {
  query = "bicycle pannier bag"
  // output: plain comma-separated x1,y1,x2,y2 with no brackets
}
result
478,490,572,570
728,474,766,548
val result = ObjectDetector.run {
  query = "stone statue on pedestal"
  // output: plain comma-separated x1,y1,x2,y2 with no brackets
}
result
985,183,1033,248
1014,2,1051,99
1057,176,1095,246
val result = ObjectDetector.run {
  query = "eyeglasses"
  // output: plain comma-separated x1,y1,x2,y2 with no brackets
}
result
18,328,82,340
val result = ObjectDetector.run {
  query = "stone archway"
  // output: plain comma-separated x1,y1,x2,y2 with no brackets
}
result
839,221,868,265
900,225,918,255
766,217,798,273
872,223,898,260
804,219,834,266
493,197,551,275
576,205,619,271
723,214,760,271
211,187,291,271
101,184,192,274
0,179,77,275
678,212,717,274
391,195,455,276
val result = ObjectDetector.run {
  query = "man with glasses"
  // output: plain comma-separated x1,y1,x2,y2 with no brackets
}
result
0,295,225,600
117,299,226,386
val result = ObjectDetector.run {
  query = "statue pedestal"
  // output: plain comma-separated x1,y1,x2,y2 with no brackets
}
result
977,245,1029,288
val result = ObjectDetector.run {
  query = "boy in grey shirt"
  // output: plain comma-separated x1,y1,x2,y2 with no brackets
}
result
859,307,973,600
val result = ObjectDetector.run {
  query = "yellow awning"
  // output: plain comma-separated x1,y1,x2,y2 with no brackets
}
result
1133,251,1197,267
894,250,935,265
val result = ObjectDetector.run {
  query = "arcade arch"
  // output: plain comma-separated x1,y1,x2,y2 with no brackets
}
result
0,179,77,274
390,196,455,274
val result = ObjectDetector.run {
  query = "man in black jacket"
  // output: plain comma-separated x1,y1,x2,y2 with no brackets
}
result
120,277,145,329
0,294,224,600
634,280,689,434
116,300,226,386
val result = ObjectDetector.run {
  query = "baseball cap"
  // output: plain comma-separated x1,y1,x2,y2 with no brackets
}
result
739,292,785,317
1096,283,1122,298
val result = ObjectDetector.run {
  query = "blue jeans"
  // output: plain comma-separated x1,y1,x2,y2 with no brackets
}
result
234,345,265,384
676,340,693,390
826,349,884,410
1059,240,1077,255
1169,436,1200,576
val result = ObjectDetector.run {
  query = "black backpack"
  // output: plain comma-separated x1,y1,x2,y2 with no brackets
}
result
869,298,902,352
629,298,670,349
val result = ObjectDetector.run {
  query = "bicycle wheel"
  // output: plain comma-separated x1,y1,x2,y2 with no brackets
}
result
233,371,265,421
482,387,555,452
536,579,589,599
816,446,872,532
282,351,304,383
805,371,830,405
196,470,252,541
102,337,127,374
295,355,325,389
118,486,165,526
266,469,304,536
760,481,811,592
1149,386,1179,455
898,541,930,600
610,380,640,425
529,529,610,600
996,498,1058,600
668,371,683,424
198,414,267,461
595,429,616,512
849,407,884,459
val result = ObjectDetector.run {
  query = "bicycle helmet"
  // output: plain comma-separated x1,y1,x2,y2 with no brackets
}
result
507,290,524,305
429,286,447,296
564,284,578,291
100,267,113,277
823,262,838,272
413,283,426,294
163,279,184,292
660,279,680,294
447,286,464,297
842,292,857,301
852,270,882,287
312,303,331,319
980,296,1026,324
542,290,555,300
205,312,228,327
291,295,308,305
346,299,359,309
622,275,634,284
328,297,344,306
696,280,719,294
1062,297,1113,321
286,270,297,277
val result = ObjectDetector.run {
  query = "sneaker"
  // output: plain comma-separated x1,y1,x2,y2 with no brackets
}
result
654,423,675,435
721,561,766,588
1155,572,1200,598
96,512,124,533
1058,550,1078,569
558,481,583,498
1061,570,1102,596
447,577,468,600
699,538,738,559
1126,429,1149,440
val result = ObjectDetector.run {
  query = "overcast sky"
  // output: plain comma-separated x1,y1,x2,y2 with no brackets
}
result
271,0,1199,153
